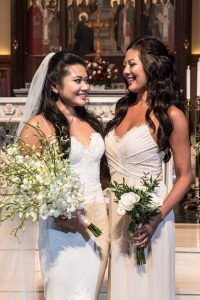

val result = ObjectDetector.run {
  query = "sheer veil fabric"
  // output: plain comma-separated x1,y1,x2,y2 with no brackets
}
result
0,53,55,299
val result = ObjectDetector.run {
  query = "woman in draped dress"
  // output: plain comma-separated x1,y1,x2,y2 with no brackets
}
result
18,51,109,300
105,37,192,300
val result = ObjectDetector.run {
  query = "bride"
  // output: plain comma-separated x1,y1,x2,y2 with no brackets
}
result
17,51,109,299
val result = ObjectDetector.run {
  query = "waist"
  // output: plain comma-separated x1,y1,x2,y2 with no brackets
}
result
83,183,105,203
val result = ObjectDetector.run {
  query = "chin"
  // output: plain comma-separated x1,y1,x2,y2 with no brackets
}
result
128,85,137,93
75,100,87,107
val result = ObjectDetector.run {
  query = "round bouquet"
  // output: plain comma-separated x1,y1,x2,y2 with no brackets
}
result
85,57,119,89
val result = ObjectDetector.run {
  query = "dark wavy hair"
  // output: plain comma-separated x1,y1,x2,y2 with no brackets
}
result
105,36,185,162
38,51,104,158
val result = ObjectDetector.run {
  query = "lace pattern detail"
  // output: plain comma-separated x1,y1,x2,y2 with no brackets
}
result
65,271,93,300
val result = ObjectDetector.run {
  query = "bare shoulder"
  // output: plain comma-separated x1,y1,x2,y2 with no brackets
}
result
19,114,55,146
168,105,188,129
168,105,186,121
25,114,44,129
22,114,54,136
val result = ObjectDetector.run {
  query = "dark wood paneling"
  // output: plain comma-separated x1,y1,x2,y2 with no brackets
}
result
190,54,199,100
175,0,192,96
0,55,11,96
11,0,27,91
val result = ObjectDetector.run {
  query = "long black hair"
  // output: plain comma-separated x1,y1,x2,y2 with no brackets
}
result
105,36,185,162
38,51,103,158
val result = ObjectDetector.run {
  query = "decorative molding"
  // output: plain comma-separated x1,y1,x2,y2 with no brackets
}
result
0,90,126,123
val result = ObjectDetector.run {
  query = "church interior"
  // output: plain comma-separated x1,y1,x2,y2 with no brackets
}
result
0,0,200,299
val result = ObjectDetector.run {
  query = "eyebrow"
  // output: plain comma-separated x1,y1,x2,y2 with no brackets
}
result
73,75,88,79
123,59,137,64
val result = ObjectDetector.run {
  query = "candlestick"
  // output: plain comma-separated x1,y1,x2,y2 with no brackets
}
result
197,57,200,97
186,66,191,100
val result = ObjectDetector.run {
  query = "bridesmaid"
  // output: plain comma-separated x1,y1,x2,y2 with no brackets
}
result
105,37,192,300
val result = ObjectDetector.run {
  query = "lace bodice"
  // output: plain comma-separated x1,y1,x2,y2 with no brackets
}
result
69,132,105,203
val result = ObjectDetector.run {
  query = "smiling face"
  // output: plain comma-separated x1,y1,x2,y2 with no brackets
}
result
123,49,147,94
55,64,89,108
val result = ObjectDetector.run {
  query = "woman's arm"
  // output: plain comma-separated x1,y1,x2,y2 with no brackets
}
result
134,106,192,247
159,106,192,219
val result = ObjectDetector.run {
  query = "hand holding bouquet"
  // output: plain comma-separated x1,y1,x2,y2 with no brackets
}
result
109,173,162,266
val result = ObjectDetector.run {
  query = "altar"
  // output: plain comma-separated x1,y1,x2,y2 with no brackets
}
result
0,90,126,124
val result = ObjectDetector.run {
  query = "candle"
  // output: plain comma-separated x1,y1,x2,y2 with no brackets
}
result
186,66,191,100
197,57,200,97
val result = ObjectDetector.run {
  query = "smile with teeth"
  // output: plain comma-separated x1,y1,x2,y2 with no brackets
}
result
126,76,136,84
77,93,88,99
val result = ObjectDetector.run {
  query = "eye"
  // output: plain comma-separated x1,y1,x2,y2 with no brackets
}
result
129,62,136,68
74,78,81,83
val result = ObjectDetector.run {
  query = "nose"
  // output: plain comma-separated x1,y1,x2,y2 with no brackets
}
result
81,80,89,91
123,64,131,77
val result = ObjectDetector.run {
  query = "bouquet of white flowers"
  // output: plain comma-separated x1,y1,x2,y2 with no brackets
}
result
109,173,161,266
0,131,101,238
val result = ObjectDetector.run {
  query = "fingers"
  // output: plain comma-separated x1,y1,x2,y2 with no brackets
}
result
133,224,153,247
77,214,88,228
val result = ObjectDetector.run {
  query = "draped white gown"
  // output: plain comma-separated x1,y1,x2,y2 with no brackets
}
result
105,124,175,300
39,132,109,300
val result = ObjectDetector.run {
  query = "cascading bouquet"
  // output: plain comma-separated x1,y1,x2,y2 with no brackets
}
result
109,173,161,266
0,128,101,238
85,57,119,88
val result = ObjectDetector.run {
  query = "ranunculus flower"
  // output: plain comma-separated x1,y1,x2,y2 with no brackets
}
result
119,192,140,211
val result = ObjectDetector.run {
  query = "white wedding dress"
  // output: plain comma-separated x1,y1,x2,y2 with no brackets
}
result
39,132,109,300
105,124,175,300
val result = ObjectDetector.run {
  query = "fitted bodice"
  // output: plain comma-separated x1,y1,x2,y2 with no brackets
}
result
105,124,167,201
69,132,105,203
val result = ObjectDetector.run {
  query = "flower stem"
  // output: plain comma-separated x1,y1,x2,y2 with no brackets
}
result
87,223,102,237
135,247,146,265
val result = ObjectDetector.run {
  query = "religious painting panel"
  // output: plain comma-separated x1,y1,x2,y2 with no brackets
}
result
142,0,175,52
66,0,136,57
27,0,60,55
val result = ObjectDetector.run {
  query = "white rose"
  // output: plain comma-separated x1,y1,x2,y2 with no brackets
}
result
117,206,126,216
120,192,140,211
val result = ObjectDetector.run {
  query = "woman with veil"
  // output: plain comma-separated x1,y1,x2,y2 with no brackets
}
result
12,51,109,299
